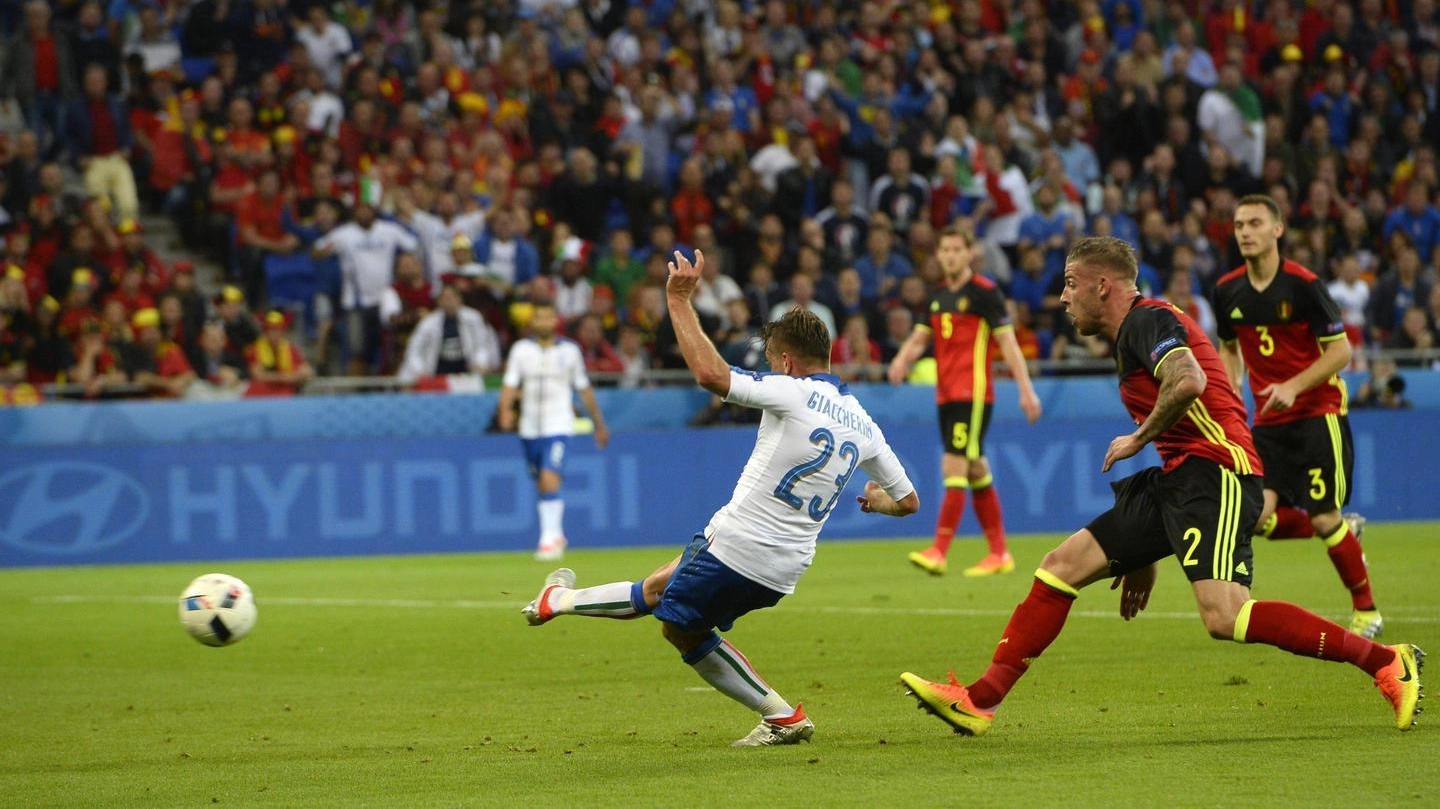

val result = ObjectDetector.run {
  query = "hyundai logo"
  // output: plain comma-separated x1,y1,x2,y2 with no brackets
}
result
0,462,149,556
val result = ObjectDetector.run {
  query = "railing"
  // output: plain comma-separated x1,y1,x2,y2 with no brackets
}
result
19,349,1440,402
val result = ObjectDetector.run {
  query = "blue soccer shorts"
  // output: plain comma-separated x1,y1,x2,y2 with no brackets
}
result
653,534,784,633
521,436,567,479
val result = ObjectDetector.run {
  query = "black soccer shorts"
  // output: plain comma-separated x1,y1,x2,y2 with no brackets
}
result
1252,414,1354,514
937,401,993,460
1087,457,1264,586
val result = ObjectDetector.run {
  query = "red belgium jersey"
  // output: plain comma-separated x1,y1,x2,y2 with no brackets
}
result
1211,260,1349,426
1115,298,1263,476
924,274,1012,405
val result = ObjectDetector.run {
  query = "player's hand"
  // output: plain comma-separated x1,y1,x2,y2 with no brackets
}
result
1258,381,1298,415
666,249,704,301
497,408,516,432
1110,562,1157,621
1102,432,1144,472
886,358,909,385
856,481,890,514
1020,389,1042,424
593,422,610,450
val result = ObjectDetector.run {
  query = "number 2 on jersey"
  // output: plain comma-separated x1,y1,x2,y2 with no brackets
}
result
773,427,861,521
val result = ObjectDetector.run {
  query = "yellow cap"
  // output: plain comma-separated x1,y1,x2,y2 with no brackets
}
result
72,268,96,287
117,218,142,235
5,264,23,281
1281,44,1303,62
458,92,488,115
131,307,161,329
221,285,245,303
451,233,473,251
1324,44,1344,62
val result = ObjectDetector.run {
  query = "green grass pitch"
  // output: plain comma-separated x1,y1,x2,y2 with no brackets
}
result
3,525,1439,808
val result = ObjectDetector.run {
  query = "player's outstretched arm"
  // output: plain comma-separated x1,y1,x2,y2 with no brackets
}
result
995,328,1042,423
666,249,731,397
856,481,920,516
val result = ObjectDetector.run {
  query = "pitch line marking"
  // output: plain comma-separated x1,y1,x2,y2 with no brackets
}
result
31,594,1440,624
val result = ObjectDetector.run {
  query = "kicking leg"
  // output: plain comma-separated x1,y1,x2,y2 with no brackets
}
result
521,555,679,626
901,528,1111,735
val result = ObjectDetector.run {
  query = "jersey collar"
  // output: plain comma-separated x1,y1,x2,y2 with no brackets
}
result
807,373,850,395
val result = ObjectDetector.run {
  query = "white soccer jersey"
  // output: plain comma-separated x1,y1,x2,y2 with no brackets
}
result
502,337,591,438
705,370,915,594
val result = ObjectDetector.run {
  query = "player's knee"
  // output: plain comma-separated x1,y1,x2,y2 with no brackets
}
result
1198,605,1239,640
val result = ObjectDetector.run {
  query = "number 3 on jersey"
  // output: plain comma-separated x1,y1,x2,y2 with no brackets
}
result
1256,325,1274,357
773,427,860,521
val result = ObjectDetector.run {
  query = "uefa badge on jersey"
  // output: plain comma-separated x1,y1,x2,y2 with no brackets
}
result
1276,300,1292,321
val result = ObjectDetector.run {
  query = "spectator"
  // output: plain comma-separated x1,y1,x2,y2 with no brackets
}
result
397,284,501,384
2,1,78,159
379,252,432,372
124,2,182,75
244,309,313,396
691,247,744,328
22,295,74,384
187,318,249,398
1198,61,1265,178
1328,253,1372,348
314,196,419,374
553,251,594,325
976,143,1033,263
1369,244,1432,342
571,312,624,380
1018,182,1076,281
211,284,259,355
773,133,834,231
1354,357,1411,408
830,312,883,383
815,178,868,266
868,146,929,237
394,186,484,288
852,226,914,304
1386,304,1438,365
1051,115,1101,195
770,273,836,339
1382,181,1440,265
68,63,139,221
70,317,124,396
235,168,299,306
120,306,195,398
295,4,353,90
472,206,540,298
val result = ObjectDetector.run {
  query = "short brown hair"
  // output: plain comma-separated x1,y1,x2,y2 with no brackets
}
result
1066,236,1138,283
1236,193,1284,222
761,307,831,365
938,222,977,246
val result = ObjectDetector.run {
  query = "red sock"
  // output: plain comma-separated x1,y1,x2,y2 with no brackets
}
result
1241,600,1393,676
933,486,967,555
1326,532,1376,611
968,577,1076,709
1264,506,1315,540
971,484,1008,556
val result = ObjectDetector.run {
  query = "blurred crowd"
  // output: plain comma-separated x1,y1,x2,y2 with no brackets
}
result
1,0,1439,400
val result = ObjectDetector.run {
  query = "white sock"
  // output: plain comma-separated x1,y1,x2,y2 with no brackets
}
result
552,581,641,618
538,497,564,543
690,639,793,719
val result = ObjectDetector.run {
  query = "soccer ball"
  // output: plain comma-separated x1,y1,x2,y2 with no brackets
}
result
178,573,257,647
